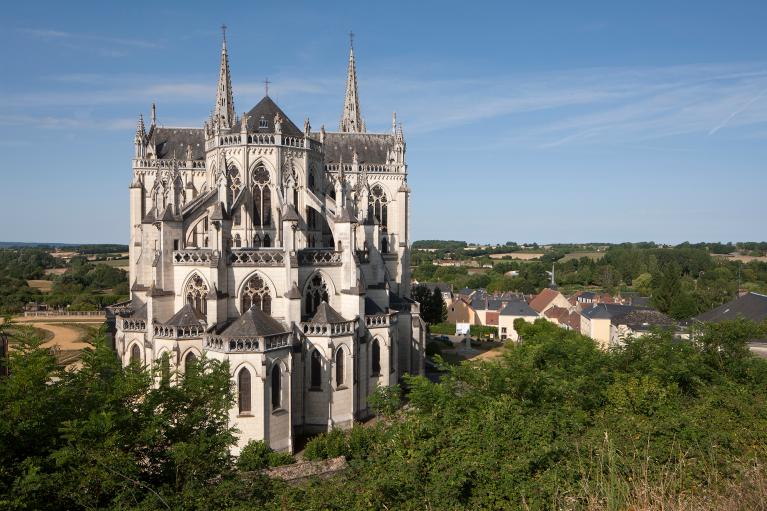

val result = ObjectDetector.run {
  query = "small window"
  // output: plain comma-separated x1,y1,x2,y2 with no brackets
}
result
259,116,268,129
173,239,179,250
130,344,141,364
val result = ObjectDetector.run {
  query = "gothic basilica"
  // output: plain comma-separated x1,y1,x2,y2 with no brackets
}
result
111,31,424,453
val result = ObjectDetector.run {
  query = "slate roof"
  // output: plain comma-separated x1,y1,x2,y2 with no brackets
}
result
310,302,347,324
695,292,767,323
322,132,396,164
153,127,205,160
237,96,303,136
282,204,300,222
365,297,385,315
617,309,675,330
581,303,639,320
419,282,453,294
500,300,539,317
164,303,206,327
221,307,290,337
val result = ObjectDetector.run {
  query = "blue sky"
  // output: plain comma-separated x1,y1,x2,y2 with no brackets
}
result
1,0,766,244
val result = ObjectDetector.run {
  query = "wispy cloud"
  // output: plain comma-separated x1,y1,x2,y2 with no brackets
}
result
18,28,160,57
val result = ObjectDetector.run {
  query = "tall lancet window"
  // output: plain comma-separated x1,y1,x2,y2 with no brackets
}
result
368,185,388,229
252,165,272,228
310,350,322,389
335,348,345,387
238,368,251,414
240,273,271,315
185,274,208,316
304,274,329,318
271,365,282,410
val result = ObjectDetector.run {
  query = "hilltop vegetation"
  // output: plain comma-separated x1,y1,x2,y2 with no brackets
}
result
413,241,767,319
2,319,766,509
0,248,128,313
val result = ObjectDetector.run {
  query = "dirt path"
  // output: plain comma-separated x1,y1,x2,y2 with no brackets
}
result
6,316,103,350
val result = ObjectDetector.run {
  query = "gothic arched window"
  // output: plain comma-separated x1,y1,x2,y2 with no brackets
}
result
238,368,251,414
271,365,281,410
227,165,241,204
368,185,388,229
310,350,321,389
381,236,389,253
185,351,197,373
335,348,344,387
263,234,271,247
185,274,208,316
234,234,241,248
241,274,271,315
308,170,315,192
304,274,329,317
130,343,141,364
371,339,381,376
252,164,272,227
253,234,261,248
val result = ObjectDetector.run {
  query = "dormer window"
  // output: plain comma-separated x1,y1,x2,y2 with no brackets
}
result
259,116,268,129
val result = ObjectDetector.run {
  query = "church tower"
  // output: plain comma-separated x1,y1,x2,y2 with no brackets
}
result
212,26,235,130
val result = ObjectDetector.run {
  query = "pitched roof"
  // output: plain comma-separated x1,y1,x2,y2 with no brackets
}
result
365,297,385,315
562,312,582,331
581,303,638,320
237,96,303,136
322,132,396,164
152,127,205,160
695,292,767,323
419,282,453,294
500,300,539,317
616,309,675,330
282,204,300,222
310,302,347,324
222,306,290,337
164,303,206,327
544,305,570,321
528,288,564,313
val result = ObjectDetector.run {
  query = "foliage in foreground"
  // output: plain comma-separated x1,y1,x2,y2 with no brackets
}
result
2,319,767,509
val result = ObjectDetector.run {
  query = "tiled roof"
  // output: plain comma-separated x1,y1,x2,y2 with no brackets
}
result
222,307,289,337
164,303,206,327
237,96,303,136
529,288,563,313
322,132,396,164
310,302,347,324
153,127,206,160
500,300,539,317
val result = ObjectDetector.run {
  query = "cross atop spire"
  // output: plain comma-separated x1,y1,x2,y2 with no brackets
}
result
264,77,271,97
339,32,365,133
213,24,235,129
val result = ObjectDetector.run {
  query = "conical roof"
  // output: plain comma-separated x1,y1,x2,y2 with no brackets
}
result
310,302,347,324
223,306,290,337
165,303,206,327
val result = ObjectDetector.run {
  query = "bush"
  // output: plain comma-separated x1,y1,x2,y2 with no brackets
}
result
429,322,455,335
368,383,401,417
238,440,294,471
303,428,348,461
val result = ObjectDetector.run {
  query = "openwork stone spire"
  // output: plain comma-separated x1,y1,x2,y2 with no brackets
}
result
339,32,365,133
213,25,235,130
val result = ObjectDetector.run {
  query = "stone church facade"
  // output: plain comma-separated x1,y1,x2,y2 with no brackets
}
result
111,32,425,453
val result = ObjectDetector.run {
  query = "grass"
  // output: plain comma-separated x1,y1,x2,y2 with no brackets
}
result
559,251,606,262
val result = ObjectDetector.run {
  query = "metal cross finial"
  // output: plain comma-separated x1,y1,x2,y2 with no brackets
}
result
349,30,354,48
264,77,271,96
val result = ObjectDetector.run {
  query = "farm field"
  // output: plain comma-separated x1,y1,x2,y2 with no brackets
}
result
26,279,53,292
488,252,544,260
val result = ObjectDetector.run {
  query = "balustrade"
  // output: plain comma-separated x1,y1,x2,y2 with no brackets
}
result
229,248,285,266
298,249,342,266
204,333,290,352
300,319,357,337
153,324,204,339
173,249,215,265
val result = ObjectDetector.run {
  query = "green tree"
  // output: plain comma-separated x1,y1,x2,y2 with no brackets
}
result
651,261,681,313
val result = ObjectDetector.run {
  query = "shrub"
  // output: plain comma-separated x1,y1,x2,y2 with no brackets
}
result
238,440,294,471
368,383,401,417
426,341,443,357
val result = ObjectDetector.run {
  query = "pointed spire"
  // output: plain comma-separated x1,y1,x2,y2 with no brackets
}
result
135,114,146,141
392,111,397,133
213,24,235,130
339,32,365,133
150,103,156,127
